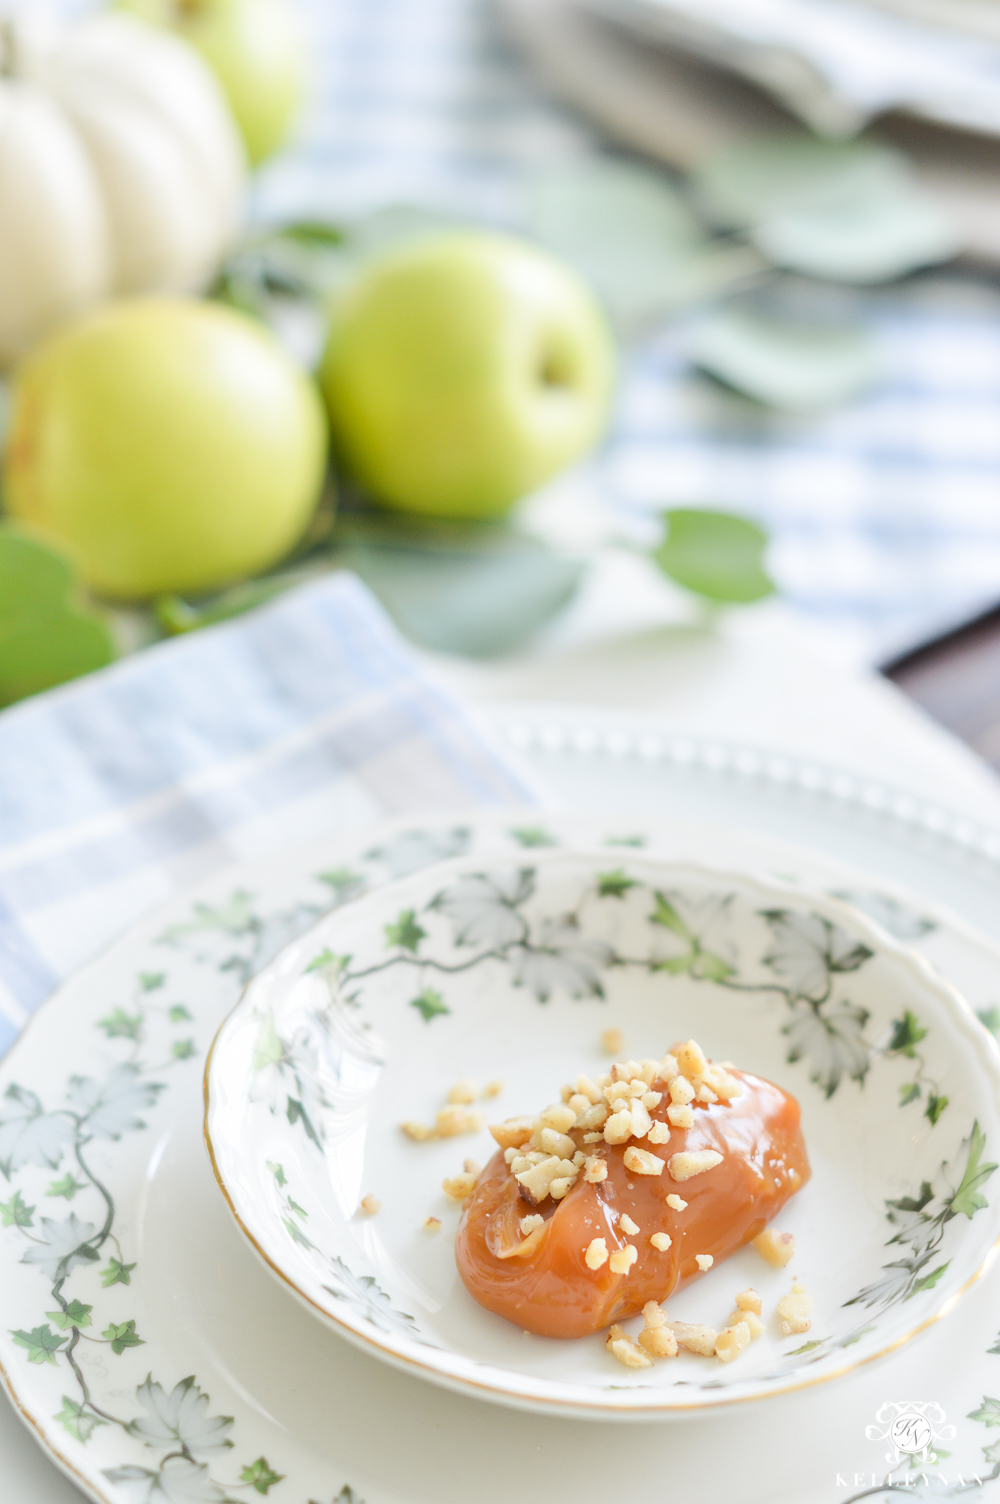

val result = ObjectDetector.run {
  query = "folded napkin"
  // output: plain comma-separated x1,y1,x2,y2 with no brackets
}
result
0,572,536,1058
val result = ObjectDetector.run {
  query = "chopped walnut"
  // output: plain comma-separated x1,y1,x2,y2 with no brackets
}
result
578,1102,609,1130
620,1213,640,1235
641,1090,663,1110
606,1325,653,1369
582,1131,604,1144
537,1103,577,1135
489,1116,534,1150
665,1194,688,1211
447,1079,477,1105
549,1176,574,1199
628,1100,653,1139
515,1155,577,1205
727,1309,765,1340
695,1253,714,1271
715,1320,751,1363
655,1052,679,1084
442,1172,477,1202
647,1120,670,1144
585,1237,609,1269
604,1109,633,1145
668,1076,695,1106
482,1080,504,1098
624,1146,665,1176
400,1121,434,1141
666,1104,694,1129
676,1039,708,1079
537,1126,577,1159
753,1228,796,1267
359,1194,380,1215
695,1084,718,1103
650,1232,672,1252
608,1244,638,1275
666,1320,718,1357
423,1216,442,1233
777,1289,812,1335
575,1074,603,1104
611,1059,643,1083
463,1158,482,1176
436,1105,483,1138
668,1149,723,1182
735,1288,761,1315
638,1304,678,1358
520,1214,544,1236
583,1155,608,1183
601,1027,625,1055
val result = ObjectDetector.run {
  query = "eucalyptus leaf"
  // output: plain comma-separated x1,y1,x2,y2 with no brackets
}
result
0,527,115,708
690,310,881,410
526,161,763,325
652,509,775,604
693,135,959,283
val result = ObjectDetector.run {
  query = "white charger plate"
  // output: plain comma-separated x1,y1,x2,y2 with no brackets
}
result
205,847,1000,1418
4,745,1000,1502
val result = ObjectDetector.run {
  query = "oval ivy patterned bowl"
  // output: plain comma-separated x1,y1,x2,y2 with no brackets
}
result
204,850,1000,1418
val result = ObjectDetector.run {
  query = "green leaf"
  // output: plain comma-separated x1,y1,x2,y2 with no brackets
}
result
509,827,556,848
597,869,636,899
305,948,349,974
287,1197,308,1221
950,1121,998,1218
100,1256,136,1287
693,135,959,283
907,1261,950,1298
692,950,735,983
786,1338,823,1355
654,953,696,975
978,1007,1000,1036
139,972,165,992
282,1216,313,1247
385,910,425,952
102,1319,144,1354
241,1457,287,1495
47,1301,92,1331
280,221,346,249
910,1450,949,1470
989,1332,1000,1356
0,527,115,708
318,867,364,897
12,1324,66,1364
605,835,644,847
46,1174,87,1200
171,1039,196,1060
968,1396,1000,1427
652,509,775,605
649,892,693,939
0,1189,34,1227
841,1325,874,1346
887,1010,928,1058
168,1005,192,1023
899,1082,921,1106
887,1182,934,1215
266,1161,288,1186
925,1093,949,1126
690,310,880,412
410,988,449,1023
98,1008,142,1040
54,1395,105,1443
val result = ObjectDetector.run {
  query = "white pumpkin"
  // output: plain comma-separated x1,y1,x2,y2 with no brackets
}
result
0,12,246,365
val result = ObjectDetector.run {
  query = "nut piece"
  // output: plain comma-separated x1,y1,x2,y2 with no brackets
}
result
606,1324,653,1368
537,1103,577,1135
666,1104,695,1129
647,1120,670,1144
624,1146,666,1176
609,1244,638,1275
436,1105,483,1137
666,1320,718,1357
619,1213,640,1235
585,1237,609,1270
753,1228,796,1267
668,1077,695,1106
583,1155,608,1183
668,1149,723,1182
442,1172,477,1202
538,1127,577,1159
601,1027,625,1055
359,1194,380,1215
677,1039,708,1078
400,1121,434,1141
515,1155,577,1205
447,1079,477,1104
463,1158,482,1176
650,1232,672,1252
604,1109,633,1145
638,1304,678,1357
735,1288,761,1316
666,1193,688,1211
727,1309,765,1340
423,1216,442,1233
695,1253,714,1271
777,1289,813,1335
715,1320,751,1363
483,1080,504,1098
655,1052,679,1084
520,1214,544,1236
489,1116,534,1151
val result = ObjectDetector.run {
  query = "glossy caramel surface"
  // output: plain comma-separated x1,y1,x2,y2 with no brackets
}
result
455,1070,809,1338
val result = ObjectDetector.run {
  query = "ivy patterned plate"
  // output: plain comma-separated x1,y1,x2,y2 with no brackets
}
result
6,810,1000,1504
205,848,1000,1419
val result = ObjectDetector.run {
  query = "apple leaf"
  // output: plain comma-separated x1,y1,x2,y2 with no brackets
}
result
652,509,776,604
690,310,880,411
693,135,958,283
526,160,763,325
0,527,115,708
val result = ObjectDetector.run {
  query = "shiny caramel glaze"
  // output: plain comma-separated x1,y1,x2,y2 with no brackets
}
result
455,1069,809,1339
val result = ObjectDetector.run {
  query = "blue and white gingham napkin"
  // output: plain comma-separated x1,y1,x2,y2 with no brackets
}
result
0,572,535,1059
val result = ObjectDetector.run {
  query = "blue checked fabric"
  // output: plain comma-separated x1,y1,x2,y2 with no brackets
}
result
0,574,535,1059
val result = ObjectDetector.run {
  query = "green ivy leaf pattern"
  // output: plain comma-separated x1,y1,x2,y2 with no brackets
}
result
240,1456,285,1494
103,1320,145,1354
411,989,449,1021
171,1039,196,1060
101,1256,137,1287
139,973,165,992
899,1082,921,1106
907,1262,950,1298
978,1006,1000,1036
949,1122,997,1218
990,1332,1000,1356
969,1397,1000,1428
508,826,556,848
0,1188,34,1226
55,1394,106,1442
12,1324,67,1364
168,1005,192,1023
47,1300,92,1330
266,1161,287,1186
887,1010,928,1057
47,1173,87,1200
98,1009,143,1040
597,869,637,898
926,1093,949,1126
384,909,426,952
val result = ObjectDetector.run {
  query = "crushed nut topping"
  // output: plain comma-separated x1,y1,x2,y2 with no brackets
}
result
650,1231,672,1252
752,1228,796,1267
585,1237,609,1269
665,1193,688,1211
666,1103,695,1129
435,1105,484,1138
608,1244,638,1275
606,1324,653,1368
447,1079,477,1105
463,1158,481,1176
715,1319,750,1363
735,1288,761,1315
489,1116,534,1151
647,1120,670,1144
583,1155,608,1183
359,1194,380,1215
727,1308,765,1340
666,1319,718,1357
695,1253,714,1271
619,1213,640,1235
442,1172,478,1202
520,1214,544,1236
422,1216,442,1233
668,1149,724,1182
777,1287,812,1335
623,1146,665,1176
601,1027,625,1055
483,1080,504,1098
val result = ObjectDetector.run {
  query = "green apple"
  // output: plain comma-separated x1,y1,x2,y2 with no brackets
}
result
119,0,305,167
319,232,615,519
2,297,328,599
